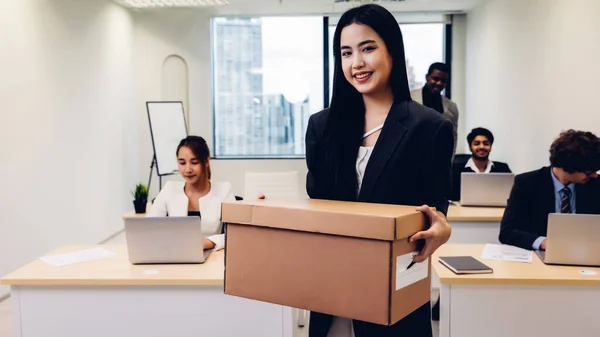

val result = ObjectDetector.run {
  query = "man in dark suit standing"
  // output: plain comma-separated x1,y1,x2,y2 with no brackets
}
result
450,127,512,201
410,63,459,155
499,129,600,251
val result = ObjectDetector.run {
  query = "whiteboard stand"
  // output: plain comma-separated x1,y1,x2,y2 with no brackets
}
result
147,155,162,194
146,101,188,193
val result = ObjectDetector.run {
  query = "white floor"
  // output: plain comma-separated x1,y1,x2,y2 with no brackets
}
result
0,231,440,337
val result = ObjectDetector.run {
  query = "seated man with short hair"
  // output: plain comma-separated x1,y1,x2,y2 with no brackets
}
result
499,129,600,250
450,127,511,201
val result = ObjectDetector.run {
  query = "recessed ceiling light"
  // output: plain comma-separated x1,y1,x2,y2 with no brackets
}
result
115,0,229,8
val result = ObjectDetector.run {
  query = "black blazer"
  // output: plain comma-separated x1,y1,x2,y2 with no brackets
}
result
499,166,600,250
305,101,453,337
306,100,454,215
449,160,512,201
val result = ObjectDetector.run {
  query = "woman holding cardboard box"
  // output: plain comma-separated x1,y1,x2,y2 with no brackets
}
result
304,4,453,337
147,135,235,251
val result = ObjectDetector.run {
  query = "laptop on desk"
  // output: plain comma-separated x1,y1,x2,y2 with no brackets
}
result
124,217,211,264
536,213,600,267
460,172,515,207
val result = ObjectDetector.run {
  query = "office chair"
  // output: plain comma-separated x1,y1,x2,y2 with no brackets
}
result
453,153,471,168
243,171,300,200
450,153,472,201
243,171,306,326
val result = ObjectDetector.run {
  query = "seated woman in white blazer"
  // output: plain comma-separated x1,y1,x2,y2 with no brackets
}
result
147,135,235,251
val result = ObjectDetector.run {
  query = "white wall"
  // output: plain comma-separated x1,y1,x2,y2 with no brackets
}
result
465,0,600,173
451,14,467,154
0,0,137,297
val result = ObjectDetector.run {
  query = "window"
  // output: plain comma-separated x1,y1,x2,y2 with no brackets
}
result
212,17,447,159
401,24,446,91
329,23,445,99
212,17,324,158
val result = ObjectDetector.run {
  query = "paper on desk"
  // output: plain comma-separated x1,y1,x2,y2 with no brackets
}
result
40,247,116,267
481,243,533,263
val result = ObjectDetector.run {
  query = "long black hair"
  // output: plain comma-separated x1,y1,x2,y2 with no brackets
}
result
324,4,412,199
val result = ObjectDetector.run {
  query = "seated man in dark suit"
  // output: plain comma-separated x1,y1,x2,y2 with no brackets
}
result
450,127,512,201
499,129,600,250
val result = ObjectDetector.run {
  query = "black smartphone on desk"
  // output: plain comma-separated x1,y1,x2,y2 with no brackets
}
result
439,256,493,274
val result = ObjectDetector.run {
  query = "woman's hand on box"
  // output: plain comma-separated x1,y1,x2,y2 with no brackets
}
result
410,205,452,263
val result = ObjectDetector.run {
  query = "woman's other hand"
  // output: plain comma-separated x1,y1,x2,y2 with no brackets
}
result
410,205,452,263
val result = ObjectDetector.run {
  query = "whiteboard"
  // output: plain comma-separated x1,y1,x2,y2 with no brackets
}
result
146,101,188,176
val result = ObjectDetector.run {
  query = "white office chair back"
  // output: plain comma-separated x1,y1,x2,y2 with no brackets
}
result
244,171,300,200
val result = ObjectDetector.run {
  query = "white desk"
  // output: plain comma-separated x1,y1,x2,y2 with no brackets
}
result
123,204,503,299
446,204,504,244
431,205,504,289
122,207,308,328
1,245,294,337
433,244,600,337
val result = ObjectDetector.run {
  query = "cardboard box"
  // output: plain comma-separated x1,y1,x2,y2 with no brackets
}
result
222,198,431,326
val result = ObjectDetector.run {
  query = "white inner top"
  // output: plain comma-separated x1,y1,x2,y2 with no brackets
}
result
355,123,383,196
465,156,494,173
356,146,374,195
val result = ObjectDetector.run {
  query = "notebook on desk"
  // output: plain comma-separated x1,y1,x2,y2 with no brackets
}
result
439,256,493,274
536,213,600,267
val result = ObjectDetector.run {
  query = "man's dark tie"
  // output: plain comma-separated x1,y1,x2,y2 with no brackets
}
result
561,186,572,213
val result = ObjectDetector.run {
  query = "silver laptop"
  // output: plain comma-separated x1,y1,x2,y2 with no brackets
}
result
460,172,515,207
536,213,600,267
124,217,211,264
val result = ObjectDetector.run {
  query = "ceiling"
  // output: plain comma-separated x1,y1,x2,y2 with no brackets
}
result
113,0,484,12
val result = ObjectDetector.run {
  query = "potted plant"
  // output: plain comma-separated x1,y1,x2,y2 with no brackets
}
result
132,183,149,214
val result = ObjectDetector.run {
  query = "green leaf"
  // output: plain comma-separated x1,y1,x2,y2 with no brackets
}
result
132,182,149,201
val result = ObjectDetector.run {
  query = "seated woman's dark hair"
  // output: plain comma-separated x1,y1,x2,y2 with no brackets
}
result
177,136,212,179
